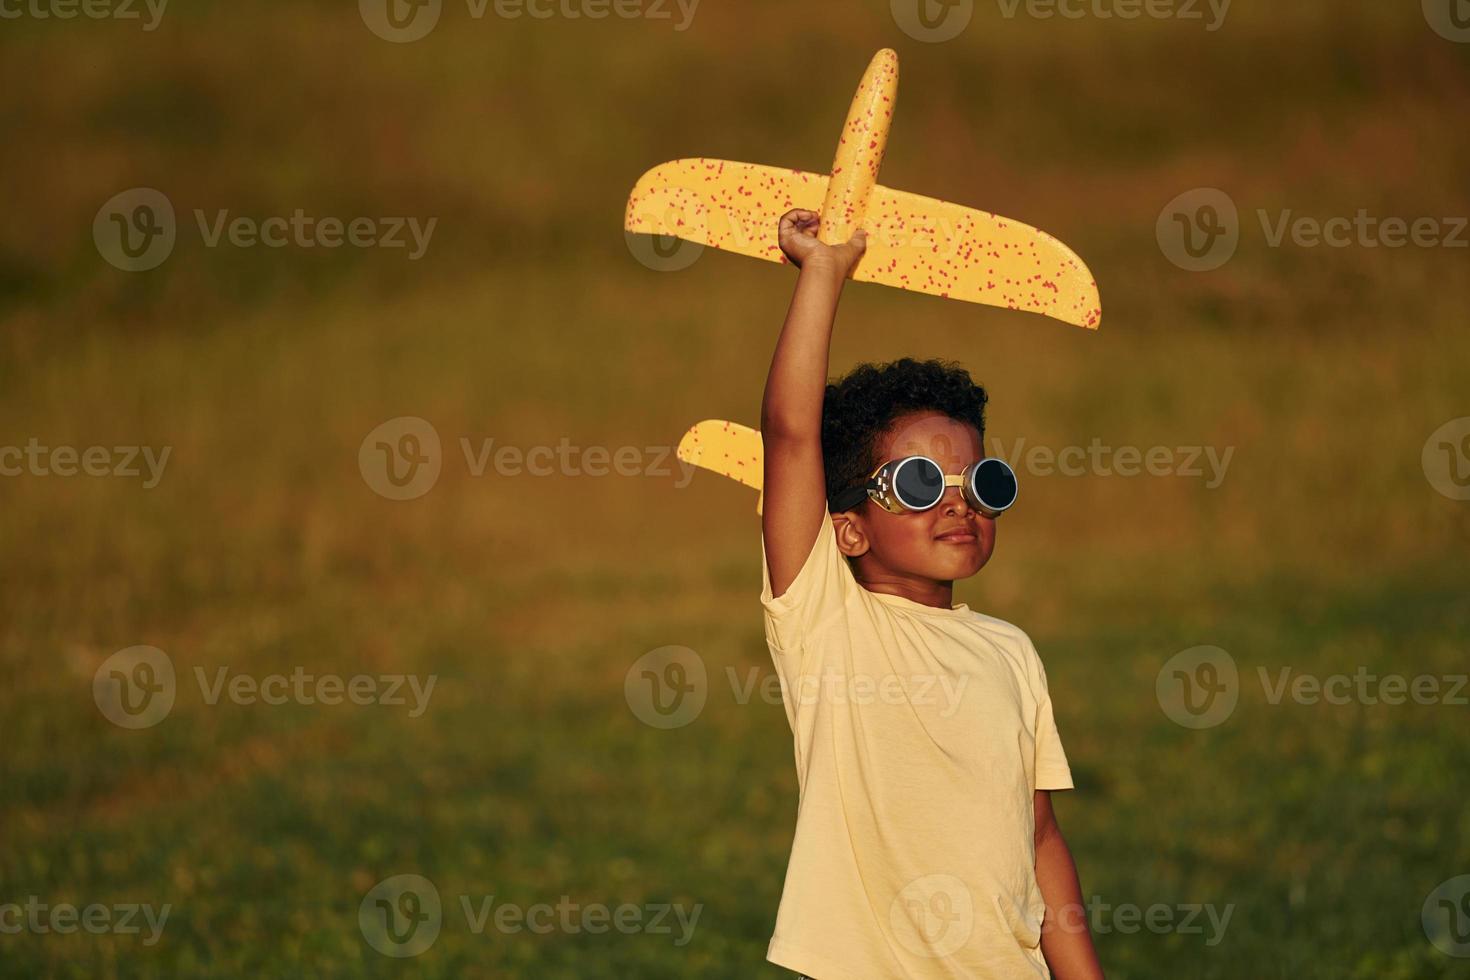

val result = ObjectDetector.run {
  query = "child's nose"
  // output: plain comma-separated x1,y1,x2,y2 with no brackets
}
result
941,486,970,516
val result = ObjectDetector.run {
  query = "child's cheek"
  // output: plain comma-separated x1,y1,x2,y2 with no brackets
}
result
976,520,997,563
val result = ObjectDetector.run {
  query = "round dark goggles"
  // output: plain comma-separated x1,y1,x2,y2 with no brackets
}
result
829,455,1018,517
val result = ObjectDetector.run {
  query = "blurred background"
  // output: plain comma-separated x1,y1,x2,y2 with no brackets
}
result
2,1,1468,977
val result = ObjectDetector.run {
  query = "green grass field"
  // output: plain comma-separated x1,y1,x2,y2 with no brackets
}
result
3,3,1469,977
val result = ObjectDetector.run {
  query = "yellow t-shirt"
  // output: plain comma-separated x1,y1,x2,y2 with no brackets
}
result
759,515,1074,980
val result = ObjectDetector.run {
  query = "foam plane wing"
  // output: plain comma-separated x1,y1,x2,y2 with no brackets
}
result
625,49,1101,329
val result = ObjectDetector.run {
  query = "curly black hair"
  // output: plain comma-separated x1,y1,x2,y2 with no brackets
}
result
821,358,989,506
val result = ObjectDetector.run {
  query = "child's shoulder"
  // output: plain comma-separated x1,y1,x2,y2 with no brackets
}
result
964,609,1044,657
965,608,1027,638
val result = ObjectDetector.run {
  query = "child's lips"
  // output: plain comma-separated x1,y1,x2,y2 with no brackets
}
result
934,528,977,544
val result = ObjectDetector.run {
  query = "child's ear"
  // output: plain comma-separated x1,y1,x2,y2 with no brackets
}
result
831,513,870,558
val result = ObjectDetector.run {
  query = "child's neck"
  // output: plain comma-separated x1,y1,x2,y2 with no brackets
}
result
854,572,955,609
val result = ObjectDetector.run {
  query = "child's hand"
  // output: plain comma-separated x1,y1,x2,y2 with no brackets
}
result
778,209,867,277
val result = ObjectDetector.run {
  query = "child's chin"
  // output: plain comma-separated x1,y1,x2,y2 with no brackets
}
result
928,549,989,580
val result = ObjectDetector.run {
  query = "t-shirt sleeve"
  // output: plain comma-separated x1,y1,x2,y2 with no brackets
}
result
759,513,856,655
1030,648,1075,792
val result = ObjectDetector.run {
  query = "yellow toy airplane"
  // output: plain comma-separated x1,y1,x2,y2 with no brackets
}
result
677,419,765,514
625,48,1101,329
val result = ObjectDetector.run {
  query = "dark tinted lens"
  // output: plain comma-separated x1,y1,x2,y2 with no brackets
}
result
971,459,1018,513
893,457,944,509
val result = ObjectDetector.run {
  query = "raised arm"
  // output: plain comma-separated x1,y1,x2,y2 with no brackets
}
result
762,209,867,598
